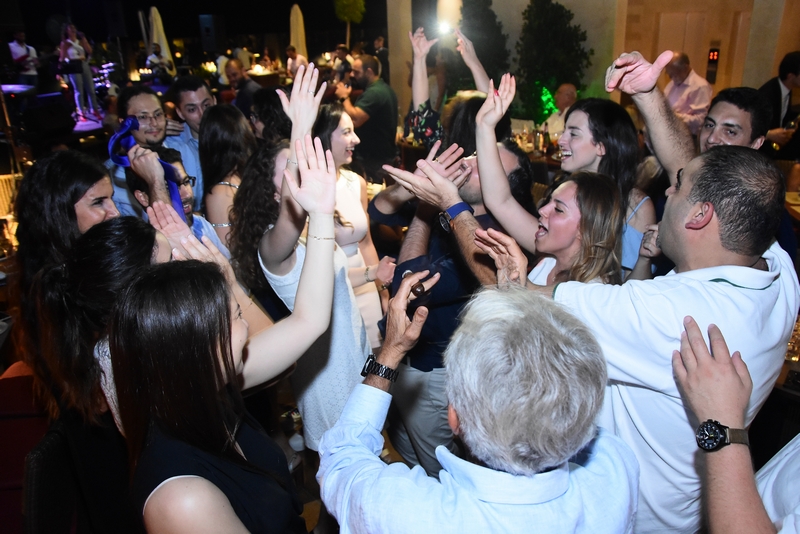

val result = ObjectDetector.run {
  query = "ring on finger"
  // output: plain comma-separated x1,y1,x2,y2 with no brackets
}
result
411,282,426,297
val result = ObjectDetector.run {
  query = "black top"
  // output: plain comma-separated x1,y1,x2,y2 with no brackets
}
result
133,416,307,533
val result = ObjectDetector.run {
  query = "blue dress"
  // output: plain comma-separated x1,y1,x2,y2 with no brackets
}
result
620,196,649,271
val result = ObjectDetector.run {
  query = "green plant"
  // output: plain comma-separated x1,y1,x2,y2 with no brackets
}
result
452,0,509,90
334,0,365,49
516,0,593,123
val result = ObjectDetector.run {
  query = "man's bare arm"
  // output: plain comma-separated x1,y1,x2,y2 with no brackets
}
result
605,51,695,185
450,212,495,285
397,204,435,265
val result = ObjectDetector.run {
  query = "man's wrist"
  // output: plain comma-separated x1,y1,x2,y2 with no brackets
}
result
376,347,405,368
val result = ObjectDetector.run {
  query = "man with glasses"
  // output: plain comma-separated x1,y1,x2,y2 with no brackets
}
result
126,147,229,258
106,86,171,218
165,76,216,211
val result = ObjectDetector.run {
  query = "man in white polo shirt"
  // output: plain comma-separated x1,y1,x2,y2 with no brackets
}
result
507,145,799,532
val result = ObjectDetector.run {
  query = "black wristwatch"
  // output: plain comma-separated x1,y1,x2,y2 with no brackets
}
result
695,419,749,452
438,202,474,233
360,354,399,383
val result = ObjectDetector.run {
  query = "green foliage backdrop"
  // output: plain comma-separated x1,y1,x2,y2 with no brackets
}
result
453,0,509,90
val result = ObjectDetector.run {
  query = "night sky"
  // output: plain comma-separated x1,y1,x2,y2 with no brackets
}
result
18,0,389,54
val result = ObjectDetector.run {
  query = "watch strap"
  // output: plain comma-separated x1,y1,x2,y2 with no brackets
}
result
726,427,750,447
445,202,474,220
360,354,399,383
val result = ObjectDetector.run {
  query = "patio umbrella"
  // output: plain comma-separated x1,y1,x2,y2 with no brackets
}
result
148,6,176,76
289,4,308,59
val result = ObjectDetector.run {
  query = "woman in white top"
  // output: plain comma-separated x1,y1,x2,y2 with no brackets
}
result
312,102,395,349
59,23,100,121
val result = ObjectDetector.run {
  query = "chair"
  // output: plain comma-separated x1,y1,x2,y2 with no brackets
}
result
23,419,78,533
0,365,48,533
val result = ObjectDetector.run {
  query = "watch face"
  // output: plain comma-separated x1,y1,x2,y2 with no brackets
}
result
696,420,724,451
439,212,451,233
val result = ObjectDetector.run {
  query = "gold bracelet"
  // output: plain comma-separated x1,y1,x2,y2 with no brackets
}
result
307,234,335,241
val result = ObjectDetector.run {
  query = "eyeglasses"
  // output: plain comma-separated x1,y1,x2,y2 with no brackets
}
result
249,112,259,124
179,176,196,188
134,110,166,124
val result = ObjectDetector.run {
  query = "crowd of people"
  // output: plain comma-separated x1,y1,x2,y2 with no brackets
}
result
5,20,800,534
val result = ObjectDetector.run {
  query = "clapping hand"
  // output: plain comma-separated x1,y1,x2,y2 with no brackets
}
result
476,75,515,129
147,200,191,258
416,140,468,183
284,135,336,216
475,228,528,287
672,317,751,428
605,50,673,95
455,28,479,69
383,159,464,211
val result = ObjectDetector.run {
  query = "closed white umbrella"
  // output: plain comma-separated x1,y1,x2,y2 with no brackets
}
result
290,4,308,59
149,6,176,76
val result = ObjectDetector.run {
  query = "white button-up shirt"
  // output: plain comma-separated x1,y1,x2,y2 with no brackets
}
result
665,69,713,135
318,384,639,534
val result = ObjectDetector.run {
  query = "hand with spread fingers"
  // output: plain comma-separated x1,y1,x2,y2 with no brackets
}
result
409,27,439,60
476,74,515,129
383,159,466,211
672,317,751,429
165,118,183,137
284,135,337,216
475,228,528,288
605,50,673,95
147,200,191,258
278,63,326,135
416,140,467,182
380,270,440,366
455,28,479,70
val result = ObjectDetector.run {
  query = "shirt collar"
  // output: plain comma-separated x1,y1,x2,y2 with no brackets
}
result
435,446,569,504
667,242,782,290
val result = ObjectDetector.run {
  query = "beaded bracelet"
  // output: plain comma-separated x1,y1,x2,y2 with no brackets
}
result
307,234,335,241
364,265,375,283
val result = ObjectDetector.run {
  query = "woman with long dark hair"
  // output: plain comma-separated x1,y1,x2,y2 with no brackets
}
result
558,98,655,274
199,103,257,246
14,150,119,414
312,102,395,349
110,136,337,531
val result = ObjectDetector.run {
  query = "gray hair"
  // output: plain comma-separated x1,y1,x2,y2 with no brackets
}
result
444,287,606,475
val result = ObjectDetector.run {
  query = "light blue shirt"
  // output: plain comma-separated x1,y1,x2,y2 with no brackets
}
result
191,214,229,259
104,159,146,219
318,384,639,534
164,122,204,211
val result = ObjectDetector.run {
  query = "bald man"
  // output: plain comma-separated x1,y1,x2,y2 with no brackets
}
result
543,83,577,136
664,52,712,136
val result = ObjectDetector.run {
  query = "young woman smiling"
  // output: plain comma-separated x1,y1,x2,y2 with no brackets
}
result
312,102,395,349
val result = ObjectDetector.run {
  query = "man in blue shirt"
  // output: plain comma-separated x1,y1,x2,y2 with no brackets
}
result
164,76,216,211
126,146,229,258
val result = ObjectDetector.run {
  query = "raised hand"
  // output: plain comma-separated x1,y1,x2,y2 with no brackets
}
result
128,145,164,187
284,135,336,216
147,200,191,257
476,75,516,129
416,140,468,183
384,159,462,211
277,63,326,135
455,28,479,68
672,317,751,428
605,50,673,95
381,270,440,362
375,255,397,287
475,228,528,287
408,27,439,60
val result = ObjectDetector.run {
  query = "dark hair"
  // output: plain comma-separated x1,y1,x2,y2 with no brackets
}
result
110,261,248,475
779,51,800,81
442,94,512,157
199,104,257,195
286,45,296,53
60,23,75,41
125,147,182,199
33,217,156,422
117,85,160,118
690,146,784,256
565,98,640,214
252,87,291,143
312,102,345,154
710,88,774,141
358,54,380,77
500,138,535,214
336,44,349,52
229,139,289,291
168,75,210,107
